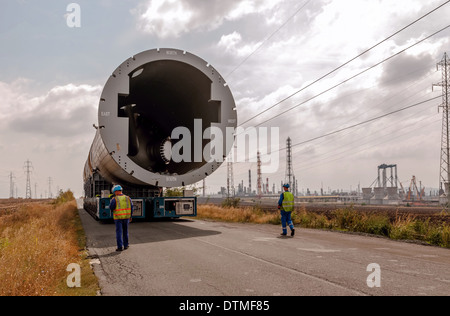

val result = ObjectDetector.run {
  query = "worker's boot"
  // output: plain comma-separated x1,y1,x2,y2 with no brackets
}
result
291,229,295,237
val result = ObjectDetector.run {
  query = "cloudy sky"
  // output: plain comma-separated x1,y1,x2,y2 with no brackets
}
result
1,0,450,198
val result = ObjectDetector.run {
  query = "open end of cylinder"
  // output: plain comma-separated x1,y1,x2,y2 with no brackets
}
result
118,60,221,175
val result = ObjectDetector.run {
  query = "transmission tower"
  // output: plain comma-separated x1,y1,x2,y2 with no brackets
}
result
23,160,33,199
285,137,294,189
433,52,450,204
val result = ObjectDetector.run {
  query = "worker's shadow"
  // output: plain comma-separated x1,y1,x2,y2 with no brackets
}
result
82,215,222,250
129,219,222,244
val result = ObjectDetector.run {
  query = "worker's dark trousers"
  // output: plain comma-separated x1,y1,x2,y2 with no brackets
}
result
115,219,130,249
280,210,294,235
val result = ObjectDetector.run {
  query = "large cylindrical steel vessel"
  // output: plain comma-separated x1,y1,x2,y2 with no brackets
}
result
84,48,237,192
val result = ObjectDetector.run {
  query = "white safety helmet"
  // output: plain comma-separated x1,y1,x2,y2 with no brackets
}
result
112,185,123,193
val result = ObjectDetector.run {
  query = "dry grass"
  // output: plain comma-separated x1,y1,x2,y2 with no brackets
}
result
0,200,98,296
197,204,280,225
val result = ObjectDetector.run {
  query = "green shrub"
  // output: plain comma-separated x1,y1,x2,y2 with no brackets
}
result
441,225,450,248
426,228,442,246
222,198,241,208
53,190,75,205
390,223,415,240
333,208,362,231
364,216,391,237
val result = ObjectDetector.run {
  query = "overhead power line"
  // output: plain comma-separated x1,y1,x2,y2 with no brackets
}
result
291,96,440,148
240,0,450,127
252,24,450,128
294,115,441,174
242,95,441,164
284,96,441,152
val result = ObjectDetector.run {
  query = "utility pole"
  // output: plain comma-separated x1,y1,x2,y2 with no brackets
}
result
48,177,53,199
23,160,33,199
434,52,450,205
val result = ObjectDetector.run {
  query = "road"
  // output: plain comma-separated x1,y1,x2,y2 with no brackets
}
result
78,208,450,296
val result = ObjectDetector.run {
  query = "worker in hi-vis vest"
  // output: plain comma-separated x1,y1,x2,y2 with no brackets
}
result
278,184,295,237
109,185,134,252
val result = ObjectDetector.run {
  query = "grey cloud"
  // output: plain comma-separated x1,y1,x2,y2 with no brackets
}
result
380,53,434,88
133,0,278,38
389,1,450,47
10,105,97,138
6,84,101,138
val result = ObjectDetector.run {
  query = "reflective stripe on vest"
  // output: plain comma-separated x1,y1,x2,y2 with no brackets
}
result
282,192,295,212
113,195,132,220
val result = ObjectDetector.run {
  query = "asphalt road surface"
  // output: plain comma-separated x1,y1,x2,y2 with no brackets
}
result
78,209,450,296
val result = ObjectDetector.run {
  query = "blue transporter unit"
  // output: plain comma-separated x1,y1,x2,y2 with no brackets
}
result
84,196,197,221
151,197,197,219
